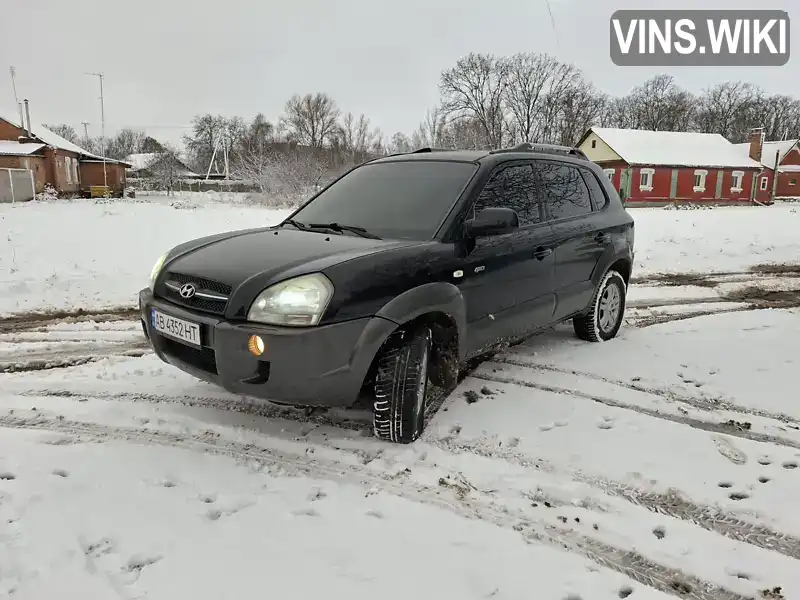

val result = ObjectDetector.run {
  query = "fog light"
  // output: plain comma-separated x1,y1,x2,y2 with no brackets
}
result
248,335,265,356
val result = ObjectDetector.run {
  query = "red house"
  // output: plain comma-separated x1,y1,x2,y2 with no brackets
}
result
0,103,130,198
735,131,800,203
577,127,763,206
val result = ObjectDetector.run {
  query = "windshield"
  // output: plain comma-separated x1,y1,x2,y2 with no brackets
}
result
289,160,478,240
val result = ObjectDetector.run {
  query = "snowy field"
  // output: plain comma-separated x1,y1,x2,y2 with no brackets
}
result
2,194,800,599
1,194,799,316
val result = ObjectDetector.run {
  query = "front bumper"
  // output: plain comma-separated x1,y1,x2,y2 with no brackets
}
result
139,289,396,407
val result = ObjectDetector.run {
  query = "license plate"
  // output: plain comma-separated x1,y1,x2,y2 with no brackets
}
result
150,309,201,347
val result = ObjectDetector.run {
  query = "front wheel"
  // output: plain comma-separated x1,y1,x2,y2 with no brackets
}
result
372,327,432,444
573,270,627,342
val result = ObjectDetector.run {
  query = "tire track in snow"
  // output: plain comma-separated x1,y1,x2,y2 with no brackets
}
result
0,308,139,334
1,346,151,373
626,306,755,328
0,414,754,600
492,356,800,425
431,421,800,563
12,389,374,434
471,371,800,451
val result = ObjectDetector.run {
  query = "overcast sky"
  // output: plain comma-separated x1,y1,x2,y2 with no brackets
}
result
2,0,796,146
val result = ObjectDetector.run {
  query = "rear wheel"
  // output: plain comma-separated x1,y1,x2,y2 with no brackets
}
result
373,327,432,444
573,270,626,342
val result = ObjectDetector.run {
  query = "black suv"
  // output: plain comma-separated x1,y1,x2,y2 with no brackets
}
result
139,143,635,443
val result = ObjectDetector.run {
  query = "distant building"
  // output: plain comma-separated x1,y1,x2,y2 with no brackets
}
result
734,132,800,202
577,127,763,205
0,104,130,197
124,152,200,179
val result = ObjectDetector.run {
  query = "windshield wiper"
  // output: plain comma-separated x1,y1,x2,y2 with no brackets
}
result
305,222,382,240
281,219,309,230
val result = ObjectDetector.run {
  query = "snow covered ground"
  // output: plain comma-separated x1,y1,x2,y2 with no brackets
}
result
2,195,800,599
1,195,799,316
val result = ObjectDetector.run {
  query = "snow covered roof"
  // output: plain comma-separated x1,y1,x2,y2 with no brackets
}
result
0,141,46,156
733,139,799,168
125,152,159,171
124,152,199,177
585,127,763,169
0,105,128,165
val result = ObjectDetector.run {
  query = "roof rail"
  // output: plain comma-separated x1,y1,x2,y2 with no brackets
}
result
410,147,452,153
489,142,589,161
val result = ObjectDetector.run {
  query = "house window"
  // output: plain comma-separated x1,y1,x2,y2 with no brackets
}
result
639,168,654,191
693,169,707,192
65,157,72,184
791,179,797,186
731,171,744,192
591,140,597,148
603,168,615,181
760,176,769,191
73,159,80,184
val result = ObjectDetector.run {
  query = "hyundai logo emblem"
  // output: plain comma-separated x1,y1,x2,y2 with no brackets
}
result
179,283,196,299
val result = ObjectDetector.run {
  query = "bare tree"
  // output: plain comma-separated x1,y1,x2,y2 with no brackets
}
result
234,145,332,205
182,114,246,174
43,124,79,143
148,144,185,196
389,132,413,154
503,53,563,144
280,93,341,148
105,128,146,160
625,74,696,132
758,95,800,141
339,112,378,158
439,53,510,149
411,106,446,148
693,82,763,142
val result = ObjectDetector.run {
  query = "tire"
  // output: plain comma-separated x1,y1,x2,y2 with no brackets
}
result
373,327,432,444
573,270,626,342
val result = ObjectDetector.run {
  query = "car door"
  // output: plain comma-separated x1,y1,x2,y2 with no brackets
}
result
536,160,609,321
456,161,557,357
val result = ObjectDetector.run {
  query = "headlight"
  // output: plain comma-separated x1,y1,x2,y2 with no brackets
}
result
247,273,334,326
149,253,167,288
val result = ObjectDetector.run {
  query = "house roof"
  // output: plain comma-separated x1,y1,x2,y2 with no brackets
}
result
0,105,128,165
0,141,46,156
124,152,199,177
733,139,800,169
583,127,763,169
125,152,159,171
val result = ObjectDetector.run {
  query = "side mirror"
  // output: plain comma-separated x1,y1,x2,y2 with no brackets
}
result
464,207,519,238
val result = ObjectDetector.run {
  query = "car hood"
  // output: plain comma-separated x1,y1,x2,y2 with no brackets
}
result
162,226,419,290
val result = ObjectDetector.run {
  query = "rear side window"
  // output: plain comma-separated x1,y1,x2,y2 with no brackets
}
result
537,161,593,220
471,163,542,227
580,168,609,210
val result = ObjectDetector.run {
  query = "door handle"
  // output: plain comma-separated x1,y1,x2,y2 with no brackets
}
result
595,232,611,244
533,247,552,260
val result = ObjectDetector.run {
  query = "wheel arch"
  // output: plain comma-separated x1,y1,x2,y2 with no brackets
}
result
358,283,467,393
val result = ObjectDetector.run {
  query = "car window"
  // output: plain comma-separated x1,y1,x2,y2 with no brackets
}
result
470,164,542,227
580,168,609,210
291,160,478,240
537,161,593,220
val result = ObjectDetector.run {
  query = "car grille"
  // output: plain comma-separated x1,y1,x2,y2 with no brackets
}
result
160,272,231,315
159,336,218,375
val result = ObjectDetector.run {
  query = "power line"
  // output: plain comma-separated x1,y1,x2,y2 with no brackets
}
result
543,0,561,49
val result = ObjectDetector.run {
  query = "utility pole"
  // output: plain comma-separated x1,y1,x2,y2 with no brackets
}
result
86,72,107,192
81,121,90,139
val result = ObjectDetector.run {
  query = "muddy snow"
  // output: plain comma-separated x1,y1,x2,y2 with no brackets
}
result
2,196,800,599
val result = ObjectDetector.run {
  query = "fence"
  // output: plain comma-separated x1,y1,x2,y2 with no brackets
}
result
0,168,35,203
127,177,261,194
